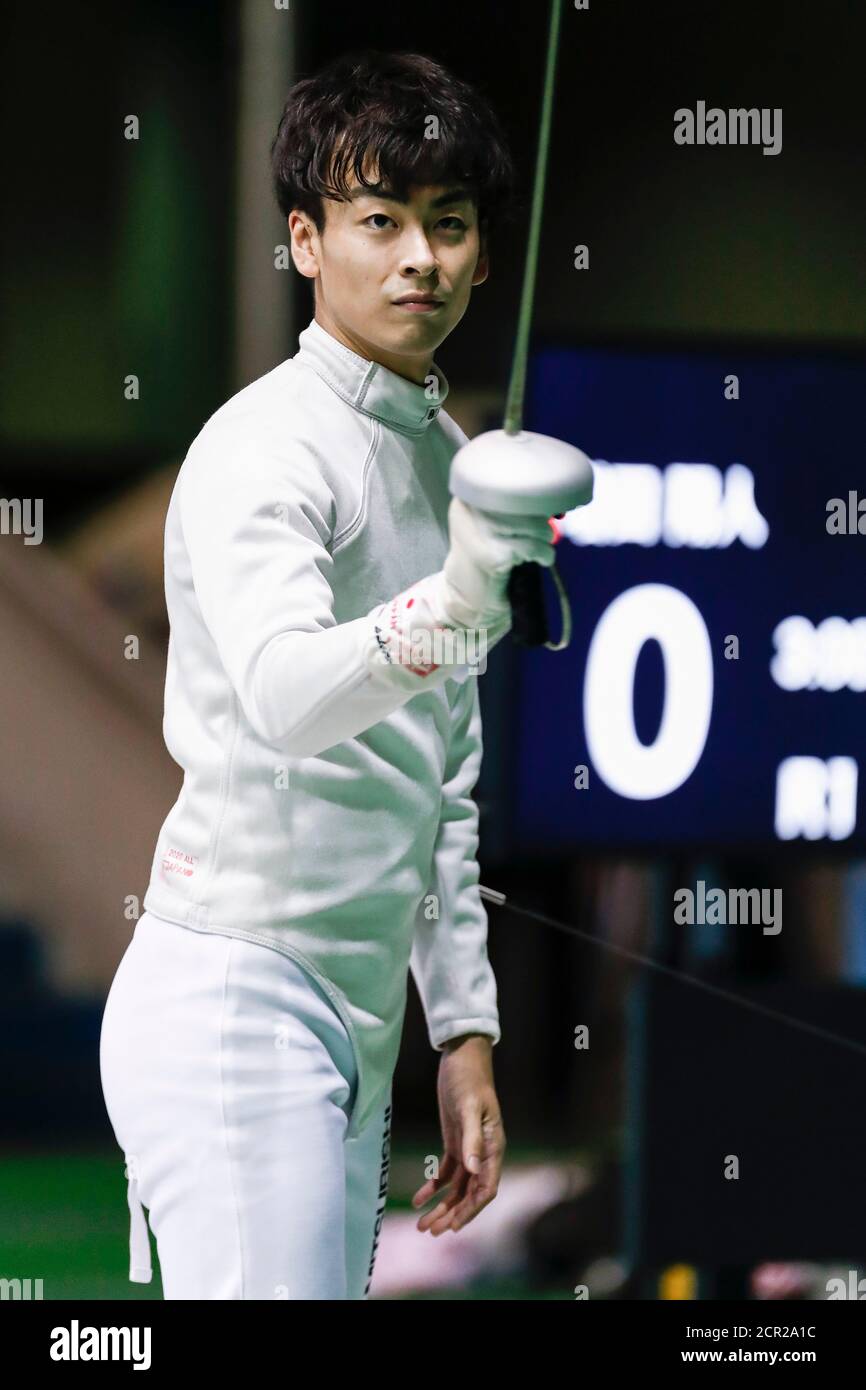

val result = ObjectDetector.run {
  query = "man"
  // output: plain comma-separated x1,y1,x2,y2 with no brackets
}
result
99,48,556,1299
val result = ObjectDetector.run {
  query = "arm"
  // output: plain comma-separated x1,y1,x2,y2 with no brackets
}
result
409,673,506,1233
179,425,550,760
178,429,463,758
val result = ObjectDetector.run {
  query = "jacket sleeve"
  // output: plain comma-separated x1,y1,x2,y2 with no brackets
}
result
409,672,501,1050
177,422,458,758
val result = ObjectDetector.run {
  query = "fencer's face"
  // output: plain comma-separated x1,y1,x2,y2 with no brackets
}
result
289,175,489,384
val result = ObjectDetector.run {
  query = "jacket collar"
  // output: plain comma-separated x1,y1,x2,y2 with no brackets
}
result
295,317,449,434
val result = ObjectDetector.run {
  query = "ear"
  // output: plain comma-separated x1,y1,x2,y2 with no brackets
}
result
472,228,490,287
288,210,320,281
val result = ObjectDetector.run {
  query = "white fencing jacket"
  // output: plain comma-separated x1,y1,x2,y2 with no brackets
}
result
143,316,501,1137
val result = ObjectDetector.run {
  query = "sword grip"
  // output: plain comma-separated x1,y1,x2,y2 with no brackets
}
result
507,562,549,647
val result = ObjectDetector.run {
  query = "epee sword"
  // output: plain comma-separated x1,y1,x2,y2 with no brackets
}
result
448,0,594,650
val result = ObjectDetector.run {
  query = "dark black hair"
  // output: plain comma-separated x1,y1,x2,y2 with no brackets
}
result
270,49,516,239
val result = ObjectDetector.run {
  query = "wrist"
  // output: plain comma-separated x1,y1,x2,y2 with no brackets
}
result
441,1032,494,1053
430,568,510,633
422,570,461,629
363,575,461,687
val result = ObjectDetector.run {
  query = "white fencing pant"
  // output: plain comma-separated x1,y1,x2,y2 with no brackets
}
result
99,911,392,1299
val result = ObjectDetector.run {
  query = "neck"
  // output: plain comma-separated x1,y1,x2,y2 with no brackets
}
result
313,306,432,386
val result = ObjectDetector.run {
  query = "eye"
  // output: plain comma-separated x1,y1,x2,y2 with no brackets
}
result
437,216,466,231
363,213,395,229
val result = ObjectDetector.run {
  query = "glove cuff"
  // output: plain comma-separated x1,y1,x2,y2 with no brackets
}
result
363,573,496,686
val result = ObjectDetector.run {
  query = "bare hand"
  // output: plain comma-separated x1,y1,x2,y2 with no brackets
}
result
411,1034,505,1235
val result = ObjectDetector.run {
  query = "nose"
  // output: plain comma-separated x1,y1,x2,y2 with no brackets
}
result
398,227,439,280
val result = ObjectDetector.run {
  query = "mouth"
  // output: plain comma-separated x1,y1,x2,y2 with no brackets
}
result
392,294,445,313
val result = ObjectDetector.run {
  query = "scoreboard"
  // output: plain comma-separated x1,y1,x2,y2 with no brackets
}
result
512,344,866,850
